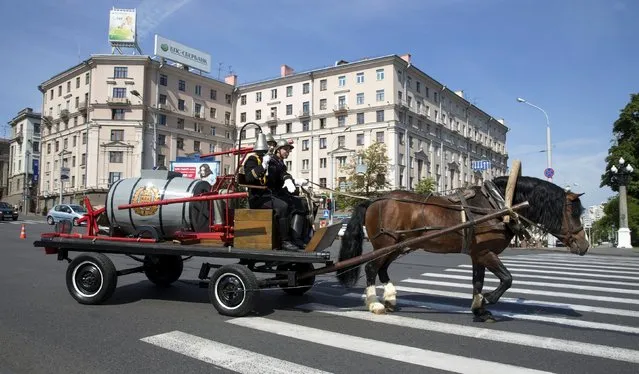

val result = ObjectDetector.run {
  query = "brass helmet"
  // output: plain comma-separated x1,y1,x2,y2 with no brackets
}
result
274,139,293,153
265,133,277,147
253,133,269,155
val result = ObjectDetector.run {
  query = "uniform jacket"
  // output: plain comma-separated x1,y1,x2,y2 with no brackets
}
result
266,156,294,196
242,154,268,199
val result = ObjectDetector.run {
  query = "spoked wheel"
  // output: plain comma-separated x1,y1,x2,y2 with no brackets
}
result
209,264,259,317
277,263,315,296
66,253,117,305
143,255,183,287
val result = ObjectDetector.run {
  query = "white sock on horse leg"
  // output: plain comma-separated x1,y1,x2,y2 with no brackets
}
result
383,282,397,305
365,285,385,314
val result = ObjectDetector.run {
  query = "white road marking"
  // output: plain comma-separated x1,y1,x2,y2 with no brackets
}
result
227,317,553,374
501,259,639,271
297,303,639,364
444,268,639,287
141,330,331,374
459,263,638,276
506,255,639,267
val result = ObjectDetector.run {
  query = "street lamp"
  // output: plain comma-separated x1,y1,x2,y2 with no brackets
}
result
517,97,552,182
329,126,352,225
58,149,72,204
609,157,634,248
130,89,157,169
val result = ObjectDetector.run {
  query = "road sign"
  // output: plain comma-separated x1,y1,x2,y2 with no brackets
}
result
323,209,330,218
471,160,491,171
544,167,555,179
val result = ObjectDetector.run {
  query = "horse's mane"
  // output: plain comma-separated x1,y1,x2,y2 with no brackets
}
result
492,176,583,233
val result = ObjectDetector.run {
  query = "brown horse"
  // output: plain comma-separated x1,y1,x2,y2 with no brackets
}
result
337,176,589,321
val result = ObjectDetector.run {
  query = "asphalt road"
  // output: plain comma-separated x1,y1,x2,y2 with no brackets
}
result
1,220,639,374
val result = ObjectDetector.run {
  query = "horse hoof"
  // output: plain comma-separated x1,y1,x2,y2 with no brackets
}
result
369,302,386,314
384,301,397,312
473,310,495,323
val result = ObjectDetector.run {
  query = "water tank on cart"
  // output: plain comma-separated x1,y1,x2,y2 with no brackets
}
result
105,170,211,239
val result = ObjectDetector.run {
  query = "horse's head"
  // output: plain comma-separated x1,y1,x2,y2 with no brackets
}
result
555,192,589,256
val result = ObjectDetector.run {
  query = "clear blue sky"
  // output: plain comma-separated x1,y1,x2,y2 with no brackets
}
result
1,0,637,209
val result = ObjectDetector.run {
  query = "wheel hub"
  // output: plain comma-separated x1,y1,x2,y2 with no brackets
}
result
76,264,101,294
217,276,244,307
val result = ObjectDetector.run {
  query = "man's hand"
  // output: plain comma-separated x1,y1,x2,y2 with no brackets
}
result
294,178,309,186
283,178,296,193
262,154,271,167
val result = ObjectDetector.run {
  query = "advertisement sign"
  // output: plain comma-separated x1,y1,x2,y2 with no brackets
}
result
471,160,491,171
170,161,220,185
32,159,39,183
109,9,137,43
154,34,211,73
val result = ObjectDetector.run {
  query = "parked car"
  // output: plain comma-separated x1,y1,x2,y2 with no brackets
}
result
0,202,18,221
46,204,88,226
337,217,368,240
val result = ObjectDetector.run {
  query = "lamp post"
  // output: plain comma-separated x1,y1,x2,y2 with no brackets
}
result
329,126,352,225
610,157,634,248
24,150,30,216
130,89,157,169
517,98,552,182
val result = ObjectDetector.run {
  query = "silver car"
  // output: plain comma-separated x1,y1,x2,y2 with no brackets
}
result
46,204,88,226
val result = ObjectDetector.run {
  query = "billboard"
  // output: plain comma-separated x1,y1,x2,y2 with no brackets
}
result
154,35,211,73
109,9,137,43
170,160,220,185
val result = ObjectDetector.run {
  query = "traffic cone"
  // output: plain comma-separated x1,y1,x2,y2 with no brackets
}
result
19,224,26,239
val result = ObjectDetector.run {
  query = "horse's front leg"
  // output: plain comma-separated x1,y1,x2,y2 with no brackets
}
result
364,261,385,314
378,254,399,312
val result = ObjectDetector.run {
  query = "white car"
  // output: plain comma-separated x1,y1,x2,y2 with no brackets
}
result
46,204,88,226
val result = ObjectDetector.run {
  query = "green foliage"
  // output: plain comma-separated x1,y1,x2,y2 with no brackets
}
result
414,177,437,195
601,93,639,198
342,142,391,195
592,195,639,246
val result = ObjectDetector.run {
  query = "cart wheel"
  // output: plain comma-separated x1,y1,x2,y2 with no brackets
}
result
209,264,259,317
66,253,117,305
143,255,183,287
278,263,315,296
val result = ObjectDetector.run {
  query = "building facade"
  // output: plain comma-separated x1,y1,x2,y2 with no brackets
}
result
234,54,509,193
6,108,41,212
38,55,236,211
0,138,9,201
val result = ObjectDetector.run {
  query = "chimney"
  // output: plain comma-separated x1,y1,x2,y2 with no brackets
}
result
225,74,237,86
400,53,412,64
280,64,294,77
454,90,464,98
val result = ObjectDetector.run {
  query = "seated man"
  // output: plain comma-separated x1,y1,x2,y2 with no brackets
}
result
242,135,302,251
266,139,310,248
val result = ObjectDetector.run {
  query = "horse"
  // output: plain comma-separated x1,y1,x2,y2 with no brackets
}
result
336,175,589,321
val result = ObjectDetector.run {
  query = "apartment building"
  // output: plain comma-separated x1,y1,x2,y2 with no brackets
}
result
38,54,236,210
0,138,9,201
5,108,41,212
235,54,509,193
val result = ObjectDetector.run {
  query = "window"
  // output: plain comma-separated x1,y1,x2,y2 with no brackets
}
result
109,151,123,163
319,99,327,110
357,133,364,146
111,130,124,141
286,86,293,97
302,159,309,169
286,161,292,171
338,135,345,147
376,69,384,80
224,112,231,125
376,110,385,122
159,94,167,105
82,132,87,145
269,125,276,134
111,109,125,120
211,127,216,136
58,86,62,96
337,156,347,167
75,77,80,88
338,76,346,86
241,95,246,105
271,89,277,99
319,118,326,129
32,142,40,153
157,134,166,145
179,80,186,91
177,118,184,129
320,158,327,168
302,140,309,151
114,67,128,78
356,72,364,84
67,81,71,92
376,131,384,143
108,172,121,185
255,92,262,102
177,138,184,149
195,85,202,96
178,99,185,111
337,115,346,127
112,87,126,98
240,112,246,122
194,140,200,152
416,81,421,93
210,89,217,100
320,79,327,91
376,89,384,102
303,83,310,94
157,155,165,167
319,178,326,187
225,94,231,104
286,123,292,133
255,109,262,120
356,93,364,105
75,97,79,108
319,137,327,149
357,112,364,124
194,103,202,117
81,153,86,165
302,101,310,115
338,95,346,109
158,114,166,125
302,121,310,131
210,107,216,118
286,104,293,115
160,74,167,86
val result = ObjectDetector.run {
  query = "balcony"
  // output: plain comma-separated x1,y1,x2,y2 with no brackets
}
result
266,114,279,124
333,104,348,115
60,109,70,122
298,110,311,119
43,115,53,127
78,101,87,112
194,112,201,118
12,133,23,143
107,97,131,105
157,103,170,111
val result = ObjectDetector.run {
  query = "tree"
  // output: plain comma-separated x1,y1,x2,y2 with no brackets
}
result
598,195,639,247
600,93,639,198
414,177,437,195
342,142,391,196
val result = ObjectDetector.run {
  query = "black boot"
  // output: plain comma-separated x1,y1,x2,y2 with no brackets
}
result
278,217,302,251
291,214,307,248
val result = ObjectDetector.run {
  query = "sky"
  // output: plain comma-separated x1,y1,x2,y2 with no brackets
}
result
0,0,637,210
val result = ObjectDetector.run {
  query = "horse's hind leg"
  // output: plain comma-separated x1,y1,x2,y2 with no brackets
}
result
470,260,493,322
379,253,400,312
364,258,386,314
472,251,513,322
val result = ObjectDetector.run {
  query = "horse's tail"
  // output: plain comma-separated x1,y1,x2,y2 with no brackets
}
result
336,199,373,287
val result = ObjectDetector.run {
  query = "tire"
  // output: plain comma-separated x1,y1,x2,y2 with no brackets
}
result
66,253,117,305
47,216,55,225
73,217,79,226
278,263,315,296
209,264,259,317
143,255,183,287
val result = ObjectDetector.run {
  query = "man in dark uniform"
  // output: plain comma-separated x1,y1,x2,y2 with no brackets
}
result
267,139,310,248
242,136,302,251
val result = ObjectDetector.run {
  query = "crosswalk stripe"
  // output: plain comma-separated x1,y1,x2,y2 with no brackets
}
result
445,268,639,287
0,220,44,225
402,278,639,305
502,259,639,271
419,273,639,295
390,285,639,318
296,303,639,364
460,263,638,276
507,256,639,267
458,264,639,280
522,254,639,265
141,330,331,374
227,317,553,374
336,292,639,335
